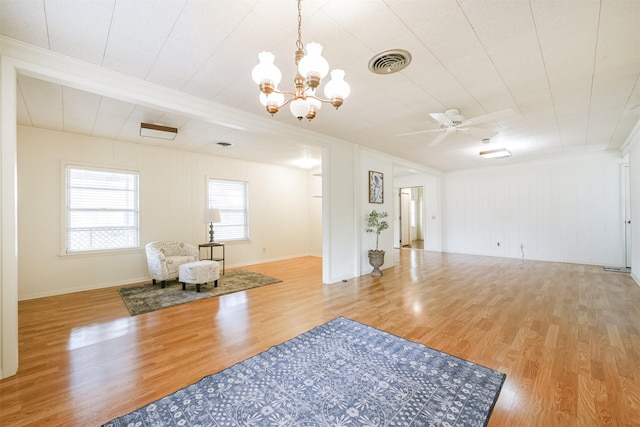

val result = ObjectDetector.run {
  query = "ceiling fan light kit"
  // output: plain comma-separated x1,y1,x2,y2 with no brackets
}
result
139,122,178,140
251,0,350,121
479,148,511,159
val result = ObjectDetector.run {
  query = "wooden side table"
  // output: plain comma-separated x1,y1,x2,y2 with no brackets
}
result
199,242,225,274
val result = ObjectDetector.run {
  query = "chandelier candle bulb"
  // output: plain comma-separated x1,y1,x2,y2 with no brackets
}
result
298,42,329,87
260,92,285,116
306,90,322,120
290,98,311,121
324,69,351,109
251,52,281,94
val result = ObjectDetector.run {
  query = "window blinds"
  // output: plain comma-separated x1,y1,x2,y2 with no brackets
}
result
66,166,139,252
207,178,248,241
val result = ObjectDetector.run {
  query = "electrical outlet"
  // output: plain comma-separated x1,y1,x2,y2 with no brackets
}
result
262,248,266,253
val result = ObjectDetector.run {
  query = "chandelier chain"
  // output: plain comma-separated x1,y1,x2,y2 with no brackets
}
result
296,0,303,51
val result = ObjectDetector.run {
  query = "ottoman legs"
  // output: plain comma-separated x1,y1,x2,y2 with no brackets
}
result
180,282,210,292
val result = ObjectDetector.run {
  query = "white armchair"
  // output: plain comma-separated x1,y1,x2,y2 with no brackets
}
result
145,241,199,287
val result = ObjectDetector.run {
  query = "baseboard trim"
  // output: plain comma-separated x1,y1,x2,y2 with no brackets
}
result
18,254,323,300
18,277,149,301
631,271,640,287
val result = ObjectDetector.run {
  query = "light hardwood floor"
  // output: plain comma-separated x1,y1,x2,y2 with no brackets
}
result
1,250,639,426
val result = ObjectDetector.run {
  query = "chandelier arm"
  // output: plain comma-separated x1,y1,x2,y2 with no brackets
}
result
278,96,299,109
307,94,336,104
271,89,298,97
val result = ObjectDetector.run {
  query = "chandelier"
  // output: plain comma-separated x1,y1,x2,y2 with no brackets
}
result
251,0,350,121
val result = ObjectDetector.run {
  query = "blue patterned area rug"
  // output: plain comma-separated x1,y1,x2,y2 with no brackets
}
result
102,317,505,426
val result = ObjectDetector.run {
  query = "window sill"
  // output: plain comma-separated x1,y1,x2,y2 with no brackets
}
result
59,247,143,258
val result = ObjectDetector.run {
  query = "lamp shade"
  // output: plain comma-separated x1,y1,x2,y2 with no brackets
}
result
323,69,351,100
290,98,310,120
306,89,322,112
203,208,221,223
260,91,284,108
297,42,329,81
251,52,282,87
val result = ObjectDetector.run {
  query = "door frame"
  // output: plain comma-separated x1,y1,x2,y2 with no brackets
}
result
622,164,632,268
400,189,411,247
398,186,424,249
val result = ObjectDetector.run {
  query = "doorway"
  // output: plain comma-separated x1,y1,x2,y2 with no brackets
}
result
399,187,424,248
623,164,631,268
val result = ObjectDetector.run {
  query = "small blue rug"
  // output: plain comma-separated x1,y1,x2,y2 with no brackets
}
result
102,317,505,426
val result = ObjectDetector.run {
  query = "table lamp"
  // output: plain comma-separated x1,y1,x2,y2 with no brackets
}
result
203,208,221,242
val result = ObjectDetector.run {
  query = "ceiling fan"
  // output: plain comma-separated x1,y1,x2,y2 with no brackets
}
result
398,108,516,147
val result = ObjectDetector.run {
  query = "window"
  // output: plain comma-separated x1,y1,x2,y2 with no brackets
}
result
207,178,248,241
65,165,139,253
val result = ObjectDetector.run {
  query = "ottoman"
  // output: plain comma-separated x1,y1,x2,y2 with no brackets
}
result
178,260,220,292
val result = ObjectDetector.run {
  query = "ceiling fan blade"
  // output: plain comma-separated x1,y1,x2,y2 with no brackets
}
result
464,108,517,126
429,112,454,126
429,130,450,147
397,129,441,137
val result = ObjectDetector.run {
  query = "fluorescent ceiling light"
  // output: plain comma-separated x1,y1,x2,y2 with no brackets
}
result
292,158,320,169
140,122,178,140
479,148,511,159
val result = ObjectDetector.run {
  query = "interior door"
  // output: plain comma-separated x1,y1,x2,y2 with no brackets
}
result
624,165,632,268
400,189,411,247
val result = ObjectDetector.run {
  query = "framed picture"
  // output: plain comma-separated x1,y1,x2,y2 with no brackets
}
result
369,170,383,204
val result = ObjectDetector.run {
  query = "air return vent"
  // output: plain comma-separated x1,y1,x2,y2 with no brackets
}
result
368,49,412,74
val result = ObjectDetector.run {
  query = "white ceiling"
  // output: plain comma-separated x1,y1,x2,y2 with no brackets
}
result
2,0,640,173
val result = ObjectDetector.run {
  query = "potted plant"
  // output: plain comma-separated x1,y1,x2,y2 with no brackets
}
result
366,209,389,276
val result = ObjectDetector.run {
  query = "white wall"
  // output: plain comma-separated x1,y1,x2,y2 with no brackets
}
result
16,125,632,296
17,126,319,299
0,55,19,379
322,143,358,282
359,150,395,275
308,168,322,257
442,152,626,266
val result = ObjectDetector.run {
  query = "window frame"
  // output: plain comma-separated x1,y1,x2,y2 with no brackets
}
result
63,163,140,255
206,177,249,242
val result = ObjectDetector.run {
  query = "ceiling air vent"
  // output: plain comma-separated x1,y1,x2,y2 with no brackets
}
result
368,49,412,74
